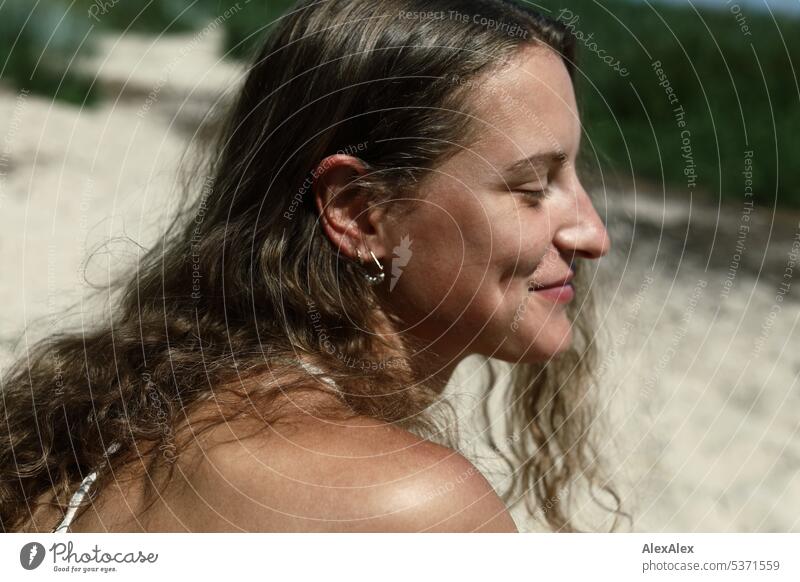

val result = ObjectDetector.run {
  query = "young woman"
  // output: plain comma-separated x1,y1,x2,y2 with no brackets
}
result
1,0,620,532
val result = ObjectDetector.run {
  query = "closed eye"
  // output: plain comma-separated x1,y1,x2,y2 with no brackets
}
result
514,188,546,196
512,187,548,203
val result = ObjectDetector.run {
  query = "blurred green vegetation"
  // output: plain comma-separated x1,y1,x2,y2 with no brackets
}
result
71,0,210,33
0,0,292,104
209,0,296,60
1,0,797,206
529,0,800,208
0,1,98,105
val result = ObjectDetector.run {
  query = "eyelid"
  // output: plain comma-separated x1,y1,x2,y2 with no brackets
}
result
512,185,549,204
504,168,552,198
510,181,548,194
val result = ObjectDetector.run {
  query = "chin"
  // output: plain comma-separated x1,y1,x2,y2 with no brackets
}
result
511,324,574,363
467,310,576,362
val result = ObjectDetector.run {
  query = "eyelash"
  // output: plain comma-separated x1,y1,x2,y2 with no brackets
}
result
513,186,548,203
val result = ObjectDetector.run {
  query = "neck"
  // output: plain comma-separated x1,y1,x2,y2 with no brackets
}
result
368,305,469,394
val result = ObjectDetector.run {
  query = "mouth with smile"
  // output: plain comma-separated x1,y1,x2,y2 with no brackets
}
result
528,270,575,304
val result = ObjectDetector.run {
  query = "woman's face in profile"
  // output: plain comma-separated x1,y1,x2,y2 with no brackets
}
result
382,46,611,363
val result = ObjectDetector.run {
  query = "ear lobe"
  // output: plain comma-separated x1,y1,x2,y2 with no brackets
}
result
313,154,373,260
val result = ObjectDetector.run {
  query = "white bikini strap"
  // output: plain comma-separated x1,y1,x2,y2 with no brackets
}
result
52,470,98,533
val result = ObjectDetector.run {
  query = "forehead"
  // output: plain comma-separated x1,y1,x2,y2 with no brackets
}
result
468,46,580,159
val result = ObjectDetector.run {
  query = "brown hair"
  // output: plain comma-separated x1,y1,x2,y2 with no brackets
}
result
0,0,624,532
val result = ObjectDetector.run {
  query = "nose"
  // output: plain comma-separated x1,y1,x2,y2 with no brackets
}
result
552,180,611,261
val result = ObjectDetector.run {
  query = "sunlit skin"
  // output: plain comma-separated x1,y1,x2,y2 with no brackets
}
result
317,46,611,372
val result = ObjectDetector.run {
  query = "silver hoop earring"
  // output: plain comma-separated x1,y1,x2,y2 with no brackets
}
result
360,249,385,285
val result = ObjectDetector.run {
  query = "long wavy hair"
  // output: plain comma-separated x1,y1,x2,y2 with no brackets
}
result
1,0,624,532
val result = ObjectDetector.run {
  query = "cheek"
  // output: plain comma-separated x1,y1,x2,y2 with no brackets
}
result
389,221,480,311
389,199,489,290
492,219,552,281
391,200,553,299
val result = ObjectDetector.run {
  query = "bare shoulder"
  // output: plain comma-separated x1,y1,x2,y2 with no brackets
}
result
173,412,518,532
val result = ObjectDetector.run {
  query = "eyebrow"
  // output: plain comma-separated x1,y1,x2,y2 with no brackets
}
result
501,151,565,179
502,127,583,179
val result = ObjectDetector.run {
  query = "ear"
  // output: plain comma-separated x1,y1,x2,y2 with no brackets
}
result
313,154,390,261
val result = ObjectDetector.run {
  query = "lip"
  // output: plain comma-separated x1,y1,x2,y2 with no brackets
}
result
532,282,575,304
528,271,576,304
